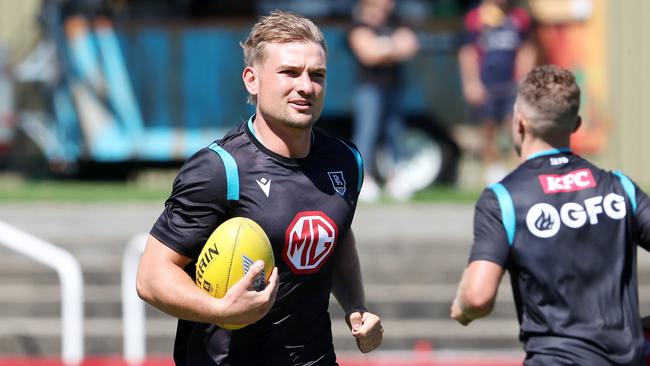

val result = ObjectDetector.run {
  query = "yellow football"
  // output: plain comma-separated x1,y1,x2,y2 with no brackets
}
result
195,217,275,330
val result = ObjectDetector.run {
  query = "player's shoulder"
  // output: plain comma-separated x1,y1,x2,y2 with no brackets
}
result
213,122,248,151
509,6,532,30
175,123,249,191
464,7,482,31
313,128,361,159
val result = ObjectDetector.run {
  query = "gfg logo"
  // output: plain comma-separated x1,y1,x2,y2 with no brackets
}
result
526,193,627,238
283,211,338,274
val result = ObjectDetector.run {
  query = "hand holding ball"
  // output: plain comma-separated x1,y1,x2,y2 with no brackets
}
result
195,217,275,329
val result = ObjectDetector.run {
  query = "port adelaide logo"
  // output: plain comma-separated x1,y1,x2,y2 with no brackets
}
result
328,171,346,196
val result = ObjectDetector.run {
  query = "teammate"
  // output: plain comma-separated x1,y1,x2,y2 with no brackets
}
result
451,65,650,365
136,10,383,365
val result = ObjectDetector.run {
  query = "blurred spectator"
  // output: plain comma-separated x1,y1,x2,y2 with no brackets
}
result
347,0,419,202
458,0,536,184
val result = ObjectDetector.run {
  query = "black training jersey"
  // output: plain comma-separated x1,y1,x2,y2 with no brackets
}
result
470,149,650,365
150,116,363,366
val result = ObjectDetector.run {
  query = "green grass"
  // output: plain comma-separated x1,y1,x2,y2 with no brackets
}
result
412,185,481,203
0,179,171,202
9,180,645,204
0,177,481,203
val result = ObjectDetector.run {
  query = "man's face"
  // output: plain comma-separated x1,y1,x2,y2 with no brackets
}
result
247,41,326,130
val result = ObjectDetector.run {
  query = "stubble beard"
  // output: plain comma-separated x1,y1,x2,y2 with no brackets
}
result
281,107,321,130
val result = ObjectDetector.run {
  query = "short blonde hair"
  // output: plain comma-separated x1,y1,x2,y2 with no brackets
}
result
241,10,327,104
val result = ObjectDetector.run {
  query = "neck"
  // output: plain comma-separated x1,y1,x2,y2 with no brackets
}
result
520,136,571,162
252,114,312,159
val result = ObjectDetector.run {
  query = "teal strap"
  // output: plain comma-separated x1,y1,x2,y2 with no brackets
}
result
247,115,257,138
208,143,239,201
341,141,364,193
489,183,516,246
526,147,572,161
614,171,637,214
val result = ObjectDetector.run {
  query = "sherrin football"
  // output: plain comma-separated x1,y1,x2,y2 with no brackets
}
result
195,217,275,330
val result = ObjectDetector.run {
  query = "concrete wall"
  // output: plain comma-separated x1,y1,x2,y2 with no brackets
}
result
603,1,650,187
0,0,41,64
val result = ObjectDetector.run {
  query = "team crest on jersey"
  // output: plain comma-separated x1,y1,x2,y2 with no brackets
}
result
538,168,597,194
328,171,346,196
283,211,339,274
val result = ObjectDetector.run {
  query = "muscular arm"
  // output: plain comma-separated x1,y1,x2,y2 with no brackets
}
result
452,188,509,325
451,260,505,325
332,230,383,353
332,230,366,314
136,235,278,326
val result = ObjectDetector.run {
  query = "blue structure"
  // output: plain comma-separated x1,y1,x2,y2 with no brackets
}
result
36,13,462,182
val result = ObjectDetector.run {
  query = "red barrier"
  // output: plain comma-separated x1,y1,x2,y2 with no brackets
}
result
0,354,522,366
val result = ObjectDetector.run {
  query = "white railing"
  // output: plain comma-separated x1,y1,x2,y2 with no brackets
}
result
0,220,84,366
121,233,148,366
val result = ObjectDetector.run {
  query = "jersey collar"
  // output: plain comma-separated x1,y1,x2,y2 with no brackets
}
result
526,147,572,161
245,114,316,166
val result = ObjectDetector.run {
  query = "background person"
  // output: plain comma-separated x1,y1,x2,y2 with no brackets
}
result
458,0,536,184
136,10,383,365
451,65,650,365
348,0,419,202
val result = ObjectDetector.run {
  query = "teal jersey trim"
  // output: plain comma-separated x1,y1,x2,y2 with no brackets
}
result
526,147,572,161
341,141,364,193
614,171,637,214
247,115,257,139
489,183,516,246
208,143,240,201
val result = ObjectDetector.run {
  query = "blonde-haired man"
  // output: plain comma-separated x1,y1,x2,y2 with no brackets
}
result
137,10,382,365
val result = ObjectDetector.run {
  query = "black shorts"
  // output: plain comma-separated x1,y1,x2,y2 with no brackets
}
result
471,82,517,124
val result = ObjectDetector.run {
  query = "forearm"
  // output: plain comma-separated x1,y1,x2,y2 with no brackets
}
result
458,45,481,85
331,232,367,313
455,269,496,320
451,260,503,325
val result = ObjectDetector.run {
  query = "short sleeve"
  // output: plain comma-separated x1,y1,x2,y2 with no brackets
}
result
634,184,650,251
511,7,532,38
340,139,364,198
150,147,230,259
469,188,510,268
462,8,481,45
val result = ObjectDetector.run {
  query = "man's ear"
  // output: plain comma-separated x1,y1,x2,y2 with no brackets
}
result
516,111,527,134
242,66,258,96
572,116,582,133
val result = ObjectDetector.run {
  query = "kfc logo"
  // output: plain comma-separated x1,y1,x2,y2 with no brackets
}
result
539,169,597,194
283,211,338,274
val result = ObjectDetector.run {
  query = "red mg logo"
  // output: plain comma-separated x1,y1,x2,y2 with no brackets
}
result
283,211,338,274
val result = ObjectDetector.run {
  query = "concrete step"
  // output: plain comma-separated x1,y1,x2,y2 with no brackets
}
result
0,316,521,355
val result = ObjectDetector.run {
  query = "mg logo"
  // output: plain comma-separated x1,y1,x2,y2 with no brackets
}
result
283,211,339,274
